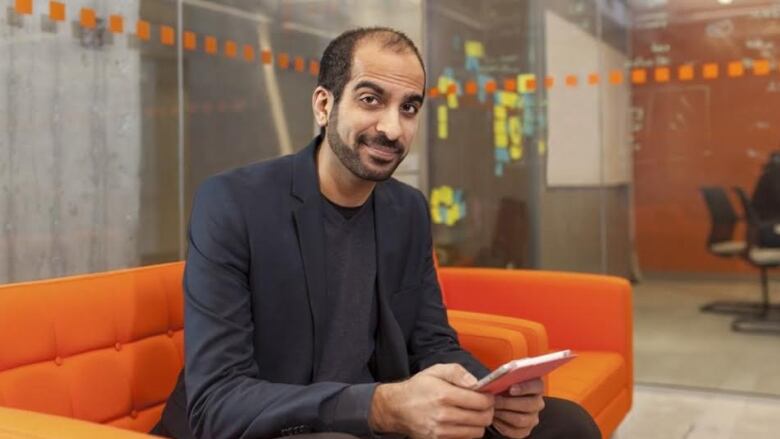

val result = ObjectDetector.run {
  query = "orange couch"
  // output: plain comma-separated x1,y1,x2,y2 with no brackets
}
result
0,262,631,438
440,267,633,438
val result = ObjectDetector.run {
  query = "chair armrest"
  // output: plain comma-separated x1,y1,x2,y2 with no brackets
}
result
448,314,528,372
440,268,632,373
0,406,156,438
448,310,549,357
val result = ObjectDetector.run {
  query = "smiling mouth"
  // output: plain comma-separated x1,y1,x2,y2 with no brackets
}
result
362,142,400,161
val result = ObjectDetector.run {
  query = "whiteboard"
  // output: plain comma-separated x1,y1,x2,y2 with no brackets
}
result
545,10,632,186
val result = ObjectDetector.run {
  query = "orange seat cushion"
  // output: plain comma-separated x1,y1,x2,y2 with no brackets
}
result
546,351,626,418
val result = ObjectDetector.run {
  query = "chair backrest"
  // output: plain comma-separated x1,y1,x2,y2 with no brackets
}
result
732,186,761,246
699,186,739,245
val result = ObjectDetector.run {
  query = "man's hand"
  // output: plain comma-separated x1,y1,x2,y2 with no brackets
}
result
491,379,545,439
369,364,495,439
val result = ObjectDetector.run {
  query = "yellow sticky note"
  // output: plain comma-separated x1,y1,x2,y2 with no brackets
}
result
494,105,507,120
465,40,484,58
495,133,509,148
494,120,507,135
437,105,448,139
510,146,523,160
518,74,536,93
438,76,451,94
431,206,443,224
508,116,521,144
501,92,518,108
538,139,547,155
440,186,454,206
447,93,459,109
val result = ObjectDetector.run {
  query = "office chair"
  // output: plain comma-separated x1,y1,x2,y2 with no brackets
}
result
731,186,780,334
699,187,753,314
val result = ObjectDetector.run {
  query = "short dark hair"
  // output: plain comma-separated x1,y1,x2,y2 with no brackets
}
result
317,27,426,105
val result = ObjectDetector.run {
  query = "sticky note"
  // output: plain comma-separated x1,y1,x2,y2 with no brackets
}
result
504,79,517,92
655,67,670,82
495,133,509,148
438,206,448,225
703,63,718,79
109,15,124,33
431,207,442,224
518,74,535,93
609,70,623,84
465,81,478,95
538,139,547,155
508,117,521,144
494,106,507,120
465,56,480,71
429,88,440,98
754,59,770,75
15,0,32,15
80,8,96,29
588,73,600,85
225,40,238,58
678,65,694,81
243,45,255,62
566,75,578,86
184,31,197,50
437,105,448,139
447,93,459,109
465,41,484,58
510,146,523,160
161,26,175,46
136,20,151,41
446,205,460,226
495,148,510,162
440,186,454,206
49,1,65,21
485,80,497,93
294,56,305,72
205,36,218,54
438,76,451,94
501,92,518,108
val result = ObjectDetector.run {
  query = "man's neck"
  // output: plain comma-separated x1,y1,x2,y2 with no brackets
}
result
317,137,376,207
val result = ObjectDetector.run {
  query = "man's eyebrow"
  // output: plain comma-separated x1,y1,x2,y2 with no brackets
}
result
353,80,385,95
404,93,424,105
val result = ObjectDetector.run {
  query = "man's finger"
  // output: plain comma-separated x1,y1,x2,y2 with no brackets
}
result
494,395,545,413
493,417,534,439
508,378,544,396
494,409,540,430
423,363,478,388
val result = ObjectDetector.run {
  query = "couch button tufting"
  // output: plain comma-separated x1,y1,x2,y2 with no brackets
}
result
115,342,122,351
167,329,174,337
54,356,63,366
130,410,139,419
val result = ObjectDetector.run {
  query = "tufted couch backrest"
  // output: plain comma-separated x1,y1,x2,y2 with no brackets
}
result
0,262,186,433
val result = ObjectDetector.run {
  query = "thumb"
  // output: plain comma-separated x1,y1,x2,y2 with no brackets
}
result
422,363,478,388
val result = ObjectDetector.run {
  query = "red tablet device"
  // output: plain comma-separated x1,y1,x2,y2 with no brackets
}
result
472,350,575,395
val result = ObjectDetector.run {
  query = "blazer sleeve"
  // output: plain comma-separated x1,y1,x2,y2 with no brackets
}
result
184,176,377,439
406,192,491,380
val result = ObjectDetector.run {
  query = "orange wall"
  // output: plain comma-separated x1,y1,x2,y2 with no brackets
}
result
632,14,780,273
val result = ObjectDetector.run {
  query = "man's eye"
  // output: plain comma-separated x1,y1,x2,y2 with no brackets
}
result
402,104,419,115
361,96,379,105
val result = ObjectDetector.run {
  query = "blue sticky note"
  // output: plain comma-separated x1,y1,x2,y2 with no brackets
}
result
495,162,504,177
438,206,449,224
477,74,492,103
495,147,510,163
465,56,480,71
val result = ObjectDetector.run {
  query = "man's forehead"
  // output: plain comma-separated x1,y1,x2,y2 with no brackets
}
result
349,40,425,94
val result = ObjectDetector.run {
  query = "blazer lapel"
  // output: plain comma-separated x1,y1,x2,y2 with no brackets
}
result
373,182,410,381
291,139,328,380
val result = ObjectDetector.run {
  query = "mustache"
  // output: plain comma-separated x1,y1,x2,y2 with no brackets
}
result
357,133,403,153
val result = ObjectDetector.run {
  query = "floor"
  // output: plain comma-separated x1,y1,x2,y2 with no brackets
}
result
611,275,780,437
632,276,780,395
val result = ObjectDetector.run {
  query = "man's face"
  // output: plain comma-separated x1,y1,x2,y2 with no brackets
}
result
326,40,425,182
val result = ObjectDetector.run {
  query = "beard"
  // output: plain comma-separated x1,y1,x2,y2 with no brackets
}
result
326,107,406,182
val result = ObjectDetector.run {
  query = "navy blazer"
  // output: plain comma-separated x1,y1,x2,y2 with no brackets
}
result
155,138,488,439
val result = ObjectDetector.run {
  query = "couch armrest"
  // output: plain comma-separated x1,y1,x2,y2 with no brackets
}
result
439,268,632,376
448,310,549,357
0,406,155,438
448,314,529,372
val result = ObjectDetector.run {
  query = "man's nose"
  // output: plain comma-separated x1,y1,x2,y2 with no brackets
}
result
376,109,402,141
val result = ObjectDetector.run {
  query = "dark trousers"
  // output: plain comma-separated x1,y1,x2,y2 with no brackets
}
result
151,396,600,439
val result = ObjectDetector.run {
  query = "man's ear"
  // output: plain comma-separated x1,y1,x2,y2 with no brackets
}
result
312,86,333,129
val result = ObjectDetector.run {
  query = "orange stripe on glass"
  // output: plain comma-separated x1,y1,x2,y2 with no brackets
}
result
654,67,670,82
465,80,478,95
609,70,623,84
294,56,305,72
631,68,647,84
702,63,719,79
446,83,457,95
310,60,320,76
587,73,600,85
485,80,497,93
80,8,96,29
278,53,290,69
225,40,237,58
525,78,537,91
678,65,694,81
428,87,440,98
161,25,175,46
204,36,217,55
753,59,770,76
243,45,255,62
15,0,32,15
503,79,516,92
545,76,554,89
109,15,123,33
49,1,65,21
565,75,578,87
184,31,197,51
136,20,151,41
261,49,273,64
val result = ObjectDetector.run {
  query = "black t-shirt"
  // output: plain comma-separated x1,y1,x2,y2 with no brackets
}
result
314,194,378,384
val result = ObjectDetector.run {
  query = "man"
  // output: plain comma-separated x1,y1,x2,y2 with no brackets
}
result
752,150,780,247
152,27,600,439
